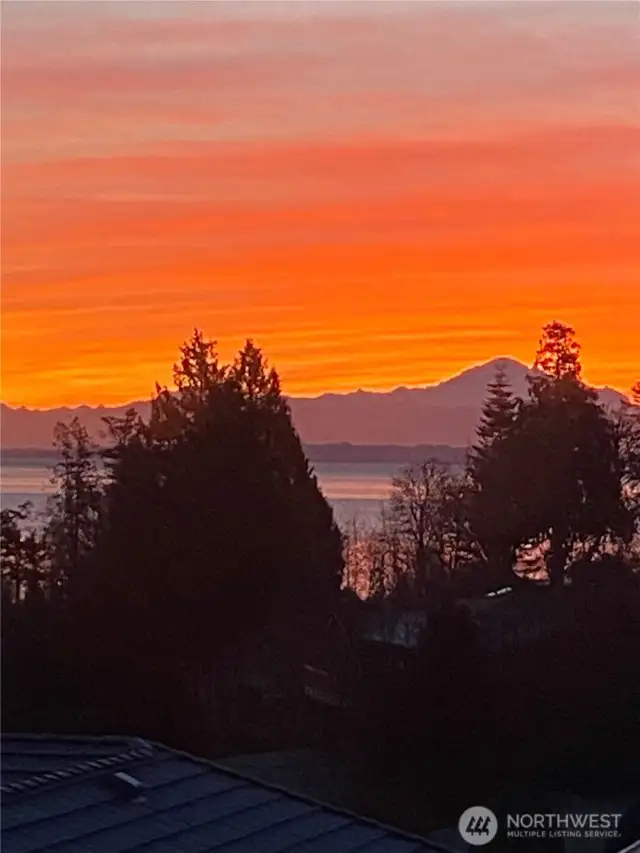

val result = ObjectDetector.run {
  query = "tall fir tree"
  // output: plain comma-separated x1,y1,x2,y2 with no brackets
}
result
467,364,521,587
47,418,104,599
471,363,519,469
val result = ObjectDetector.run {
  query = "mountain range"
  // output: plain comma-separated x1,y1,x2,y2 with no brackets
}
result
0,358,629,450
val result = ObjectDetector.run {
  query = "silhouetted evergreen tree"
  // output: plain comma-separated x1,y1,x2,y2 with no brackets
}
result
521,375,630,585
467,365,522,586
526,323,631,583
46,418,104,599
94,331,343,669
471,363,519,467
471,323,631,588
0,502,46,602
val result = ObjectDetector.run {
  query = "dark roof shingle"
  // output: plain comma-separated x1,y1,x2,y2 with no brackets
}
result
1,735,448,853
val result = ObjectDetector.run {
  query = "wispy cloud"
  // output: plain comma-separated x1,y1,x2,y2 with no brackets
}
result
2,0,639,406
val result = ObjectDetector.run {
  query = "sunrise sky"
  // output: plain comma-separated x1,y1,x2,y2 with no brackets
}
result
2,1,639,408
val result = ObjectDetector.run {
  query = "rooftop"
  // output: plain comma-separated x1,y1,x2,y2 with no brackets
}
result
1,734,451,853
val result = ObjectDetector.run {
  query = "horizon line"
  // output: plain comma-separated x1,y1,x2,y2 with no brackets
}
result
1,355,630,413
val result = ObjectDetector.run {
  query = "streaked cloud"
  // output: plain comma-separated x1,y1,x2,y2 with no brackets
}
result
2,1,639,406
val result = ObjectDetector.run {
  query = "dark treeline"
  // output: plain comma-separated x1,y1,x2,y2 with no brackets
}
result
3,332,342,755
337,323,640,832
2,322,640,835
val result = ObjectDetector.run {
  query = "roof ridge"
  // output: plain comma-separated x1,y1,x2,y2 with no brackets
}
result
2,733,146,747
1,739,153,798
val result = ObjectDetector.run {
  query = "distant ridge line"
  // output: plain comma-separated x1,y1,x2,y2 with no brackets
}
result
1,358,628,449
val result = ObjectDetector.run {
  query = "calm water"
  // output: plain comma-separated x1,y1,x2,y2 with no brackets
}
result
0,457,400,529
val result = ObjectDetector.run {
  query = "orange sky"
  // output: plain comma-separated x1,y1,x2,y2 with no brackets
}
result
2,1,639,408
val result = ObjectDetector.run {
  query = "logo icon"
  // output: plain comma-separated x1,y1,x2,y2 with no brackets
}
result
458,806,498,846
